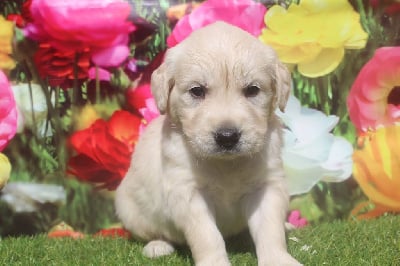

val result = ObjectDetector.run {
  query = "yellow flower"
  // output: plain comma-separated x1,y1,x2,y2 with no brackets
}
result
0,16,15,71
352,125,400,219
72,102,121,131
259,0,368,77
73,104,100,131
0,153,11,190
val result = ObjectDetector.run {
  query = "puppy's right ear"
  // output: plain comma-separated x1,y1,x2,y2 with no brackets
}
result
151,62,174,114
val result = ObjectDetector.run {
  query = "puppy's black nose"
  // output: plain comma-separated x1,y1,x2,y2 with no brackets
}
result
214,127,241,150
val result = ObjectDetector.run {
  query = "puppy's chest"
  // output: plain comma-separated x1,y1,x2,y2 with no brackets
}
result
198,165,265,204
200,176,263,235
200,181,251,236
203,178,249,202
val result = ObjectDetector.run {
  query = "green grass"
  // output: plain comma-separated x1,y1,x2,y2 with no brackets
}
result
1,215,399,266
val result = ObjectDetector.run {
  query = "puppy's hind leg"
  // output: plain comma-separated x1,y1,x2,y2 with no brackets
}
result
143,240,175,258
115,184,158,242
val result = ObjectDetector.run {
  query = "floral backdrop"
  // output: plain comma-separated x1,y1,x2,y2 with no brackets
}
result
0,0,399,236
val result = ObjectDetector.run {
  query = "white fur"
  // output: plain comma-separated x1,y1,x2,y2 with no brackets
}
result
115,22,300,266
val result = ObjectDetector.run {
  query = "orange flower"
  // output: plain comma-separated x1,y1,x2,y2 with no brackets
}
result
0,16,15,71
48,221,84,239
352,125,400,219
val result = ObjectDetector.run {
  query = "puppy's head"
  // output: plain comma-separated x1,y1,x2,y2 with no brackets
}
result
151,22,291,159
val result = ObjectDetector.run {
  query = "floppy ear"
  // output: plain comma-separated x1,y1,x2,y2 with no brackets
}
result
274,61,291,112
151,62,174,114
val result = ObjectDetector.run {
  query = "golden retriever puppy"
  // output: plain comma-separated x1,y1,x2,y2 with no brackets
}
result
115,21,300,266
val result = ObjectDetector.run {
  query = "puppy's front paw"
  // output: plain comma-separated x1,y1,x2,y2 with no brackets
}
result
142,240,175,258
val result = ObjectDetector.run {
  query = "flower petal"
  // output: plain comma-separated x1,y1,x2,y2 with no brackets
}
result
0,71,17,151
284,157,325,195
108,110,141,147
91,45,130,67
298,47,344,77
168,0,266,47
321,137,353,182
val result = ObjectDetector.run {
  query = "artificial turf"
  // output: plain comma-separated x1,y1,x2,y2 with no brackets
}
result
1,215,399,266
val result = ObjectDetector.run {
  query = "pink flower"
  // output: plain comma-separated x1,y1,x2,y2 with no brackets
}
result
126,83,160,132
0,71,17,151
287,210,308,228
167,0,267,47
24,0,135,67
347,47,400,133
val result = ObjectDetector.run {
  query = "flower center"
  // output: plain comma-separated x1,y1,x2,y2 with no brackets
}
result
387,86,400,106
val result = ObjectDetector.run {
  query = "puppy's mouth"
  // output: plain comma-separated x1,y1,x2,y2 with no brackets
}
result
211,146,243,159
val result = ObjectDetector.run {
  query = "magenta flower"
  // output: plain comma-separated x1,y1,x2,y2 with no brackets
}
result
287,210,308,228
167,0,267,47
0,71,17,151
24,0,135,67
88,67,111,81
139,98,159,129
347,47,400,133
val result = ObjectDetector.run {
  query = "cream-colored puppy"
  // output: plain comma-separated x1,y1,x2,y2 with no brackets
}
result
115,22,300,266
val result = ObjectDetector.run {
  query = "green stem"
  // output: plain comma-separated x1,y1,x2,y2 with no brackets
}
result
356,0,370,34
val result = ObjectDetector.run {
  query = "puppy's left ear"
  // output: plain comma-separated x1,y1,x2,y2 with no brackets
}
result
274,61,291,112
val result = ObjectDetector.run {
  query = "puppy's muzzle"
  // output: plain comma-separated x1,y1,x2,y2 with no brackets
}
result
214,127,241,150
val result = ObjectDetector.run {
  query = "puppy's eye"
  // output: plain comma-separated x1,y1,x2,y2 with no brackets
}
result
243,85,260,98
189,86,206,99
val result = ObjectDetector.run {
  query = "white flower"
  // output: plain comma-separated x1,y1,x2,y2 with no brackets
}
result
276,95,353,195
0,182,66,213
12,83,54,137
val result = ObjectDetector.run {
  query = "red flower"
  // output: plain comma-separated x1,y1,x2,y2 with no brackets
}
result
94,227,131,238
6,0,33,27
21,0,33,24
68,110,141,190
126,83,153,110
34,43,90,89
7,14,25,28
370,0,400,15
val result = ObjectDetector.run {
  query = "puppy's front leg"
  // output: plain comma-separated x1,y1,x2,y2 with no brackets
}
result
172,191,230,266
243,180,301,266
